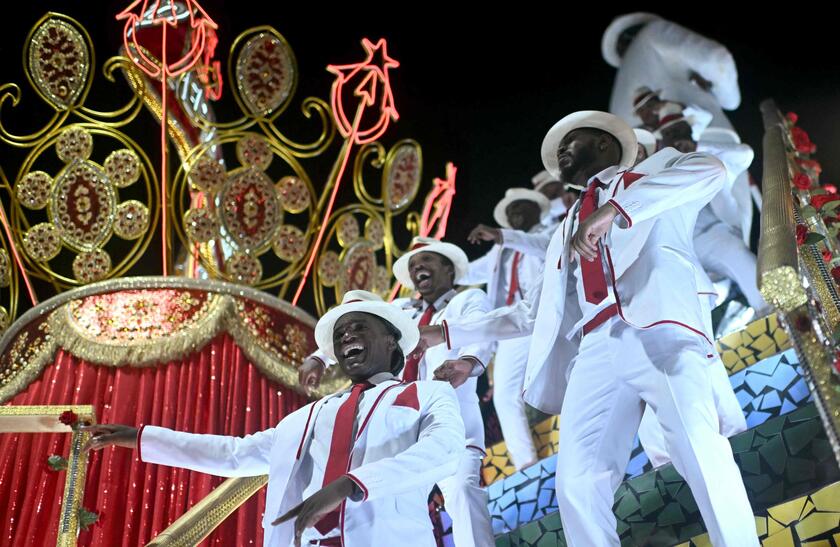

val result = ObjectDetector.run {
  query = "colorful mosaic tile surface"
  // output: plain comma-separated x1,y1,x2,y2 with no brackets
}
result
677,482,840,546
493,404,838,545
485,349,813,535
481,315,791,487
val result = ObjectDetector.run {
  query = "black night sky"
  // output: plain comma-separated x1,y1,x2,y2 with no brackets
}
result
2,2,839,289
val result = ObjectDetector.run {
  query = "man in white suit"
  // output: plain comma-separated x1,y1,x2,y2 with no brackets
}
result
82,291,466,547
422,111,758,546
460,188,551,470
299,237,496,547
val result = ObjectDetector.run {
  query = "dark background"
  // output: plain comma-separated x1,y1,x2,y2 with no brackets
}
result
2,2,839,269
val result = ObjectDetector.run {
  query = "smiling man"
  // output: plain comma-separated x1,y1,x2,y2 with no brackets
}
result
82,290,466,547
421,111,759,546
299,237,496,547
459,188,551,470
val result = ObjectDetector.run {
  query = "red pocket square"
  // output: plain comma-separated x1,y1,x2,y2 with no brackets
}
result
393,383,420,411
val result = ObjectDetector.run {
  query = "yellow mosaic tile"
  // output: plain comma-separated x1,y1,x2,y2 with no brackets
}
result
763,527,795,547
756,517,769,537
768,496,808,525
812,483,840,512
796,513,840,541
802,540,833,547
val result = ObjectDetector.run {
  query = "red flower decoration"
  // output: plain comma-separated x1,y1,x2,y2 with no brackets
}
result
791,126,817,154
823,248,832,263
786,112,799,124
58,410,78,427
831,266,840,285
796,224,808,245
811,194,840,210
796,158,823,176
793,173,812,190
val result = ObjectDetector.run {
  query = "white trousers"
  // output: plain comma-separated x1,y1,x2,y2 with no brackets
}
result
492,336,537,469
638,353,747,468
555,318,758,547
694,220,766,312
438,447,495,547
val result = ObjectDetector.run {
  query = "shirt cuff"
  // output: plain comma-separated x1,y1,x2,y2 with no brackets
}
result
345,473,369,502
441,320,452,350
460,355,486,377
607,199,633,228
136,424,147,463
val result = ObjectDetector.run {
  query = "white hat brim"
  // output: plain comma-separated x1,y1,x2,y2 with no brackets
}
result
315,300,419,362
601,12,661,68
541,111,638,178
633,128,658,157
493,189,551,228
393,242,469,290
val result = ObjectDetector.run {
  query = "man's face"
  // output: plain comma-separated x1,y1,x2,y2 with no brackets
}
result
505,200,542,231
537,180,563,200
660,122,696,153
635,143,649,165
556,129,601,180
635,98,661,127
333,312,397,380
408,251,454,297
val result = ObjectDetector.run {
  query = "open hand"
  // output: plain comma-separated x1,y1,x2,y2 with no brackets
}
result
80,424,138,452
433,359,475,388
468,224,502,245
298,356,326,395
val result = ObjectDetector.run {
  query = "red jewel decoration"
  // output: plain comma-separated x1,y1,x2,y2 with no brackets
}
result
58,410,78,427
822,248,832,263
786,112,799,124
796,224,808,245
793,173,812,190
833,350,840,376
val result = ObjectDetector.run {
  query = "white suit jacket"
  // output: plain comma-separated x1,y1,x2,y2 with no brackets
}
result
445,148,726,414
697,140,755,244
139,379,465,547
609,19,740,131
460,226,550,308
309,289,493,451
393,288,494,451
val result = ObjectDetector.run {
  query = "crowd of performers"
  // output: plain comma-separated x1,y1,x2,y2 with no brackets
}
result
84,12,769,547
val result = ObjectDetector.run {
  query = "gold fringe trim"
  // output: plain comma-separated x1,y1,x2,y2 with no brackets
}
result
1,289,346,403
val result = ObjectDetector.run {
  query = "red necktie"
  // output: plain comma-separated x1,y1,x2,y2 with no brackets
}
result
402,304,436,382
506,251,522,305
579,181,609,304
316,382,373,534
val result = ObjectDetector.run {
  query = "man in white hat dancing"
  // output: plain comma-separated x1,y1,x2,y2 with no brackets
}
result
82,290,466,547
422,110,759,546
299,238,496,546
459,188,552,470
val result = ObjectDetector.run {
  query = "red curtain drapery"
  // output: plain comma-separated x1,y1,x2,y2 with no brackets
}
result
0,332,308,546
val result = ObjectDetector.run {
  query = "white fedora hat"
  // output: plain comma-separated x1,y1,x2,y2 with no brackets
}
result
315,290,419,362
601,12,661,68
393,236,469,290
632,86,662,111
655,103,712,141
493,188,551,228
541,110,638,178
633,128,658,158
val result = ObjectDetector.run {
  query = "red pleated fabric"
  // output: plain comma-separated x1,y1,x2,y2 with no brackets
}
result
0,332,308,546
